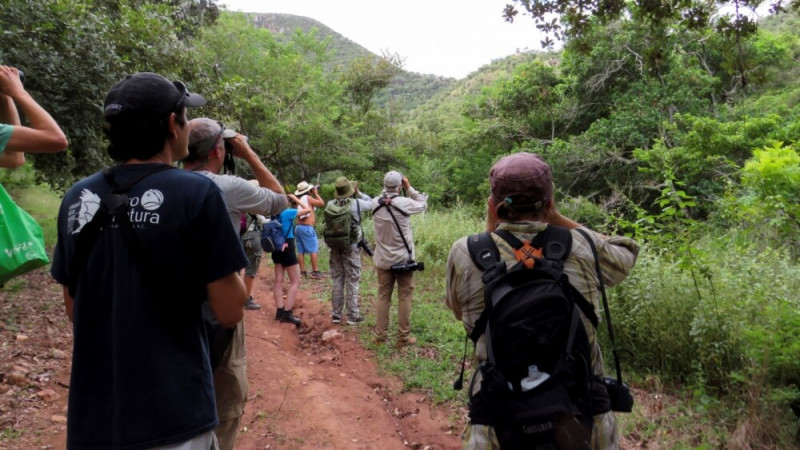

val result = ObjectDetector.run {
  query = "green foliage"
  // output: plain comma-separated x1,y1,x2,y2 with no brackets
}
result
730,142,800,255
409,204,484,266
340,53,403,114
611,233,800,392
245,12,457,111
0,0,215,190
1,2,800,444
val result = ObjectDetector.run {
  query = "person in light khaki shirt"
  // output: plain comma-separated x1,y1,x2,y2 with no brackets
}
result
444,152,639,450
371,171,428,346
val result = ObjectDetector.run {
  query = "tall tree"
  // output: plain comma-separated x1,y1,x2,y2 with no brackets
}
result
0,0,217,190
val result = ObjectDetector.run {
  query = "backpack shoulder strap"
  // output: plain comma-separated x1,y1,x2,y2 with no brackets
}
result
539,224,572,261
465,232,504,344
549,226,598,328
467,232,499,272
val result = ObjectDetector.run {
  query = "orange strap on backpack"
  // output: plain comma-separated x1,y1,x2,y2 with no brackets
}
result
513,242,543,268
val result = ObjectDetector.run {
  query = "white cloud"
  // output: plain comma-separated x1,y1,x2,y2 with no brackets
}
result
220,0,546,78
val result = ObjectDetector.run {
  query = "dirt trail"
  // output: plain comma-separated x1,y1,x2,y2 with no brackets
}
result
235,266,461,449
0,266,462,450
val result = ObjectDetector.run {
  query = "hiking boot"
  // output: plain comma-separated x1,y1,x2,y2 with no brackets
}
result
310,271,325,279
275,307,285,320
280,309,302,326
346,315,365,325
331,314,341,324
396,336,417,348
244,297,262,310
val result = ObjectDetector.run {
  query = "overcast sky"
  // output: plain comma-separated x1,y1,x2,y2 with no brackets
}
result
219,0,547,79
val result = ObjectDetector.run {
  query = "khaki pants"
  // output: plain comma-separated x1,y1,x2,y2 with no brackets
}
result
329,245,363,318
214,417,240,450
374,267,414,342
213,321,248,450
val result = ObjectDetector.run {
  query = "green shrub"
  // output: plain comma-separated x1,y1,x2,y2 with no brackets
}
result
609,230,800,395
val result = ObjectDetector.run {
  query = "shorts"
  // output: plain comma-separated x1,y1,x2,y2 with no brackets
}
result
271,238,298,267
294,224,319,254
240,230,262,277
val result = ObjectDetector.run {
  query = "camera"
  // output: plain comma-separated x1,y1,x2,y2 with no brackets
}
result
390,260,424,273
357,238,373,257
18,70,24,84
603,376,634,412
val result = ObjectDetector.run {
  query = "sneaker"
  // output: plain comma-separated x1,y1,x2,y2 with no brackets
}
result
331,314,341,324
396,336,417,348
279,309,302,326
346,315,365,325
244,297,262,310
310,271,325,279
275,307,284,320
301,271,309,278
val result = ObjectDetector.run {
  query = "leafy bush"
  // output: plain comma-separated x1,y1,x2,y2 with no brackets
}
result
730,142,800,256
609,230,800,396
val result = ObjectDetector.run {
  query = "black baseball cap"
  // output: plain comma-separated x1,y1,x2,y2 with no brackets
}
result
103,72,206,120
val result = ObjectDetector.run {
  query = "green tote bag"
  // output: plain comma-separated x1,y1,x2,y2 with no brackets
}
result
0,184,49,285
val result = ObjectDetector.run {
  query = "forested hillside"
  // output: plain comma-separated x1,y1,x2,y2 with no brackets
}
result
247,13,457,111
2,0,800,446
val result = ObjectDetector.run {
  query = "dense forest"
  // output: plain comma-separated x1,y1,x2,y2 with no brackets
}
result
2,0,799,446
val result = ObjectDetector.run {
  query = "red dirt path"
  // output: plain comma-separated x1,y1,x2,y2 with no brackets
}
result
0,265,462,449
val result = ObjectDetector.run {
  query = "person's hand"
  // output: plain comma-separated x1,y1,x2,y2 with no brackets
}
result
401,177,411,190
281,242,289,252
226,134,252,158
0,66,25,98
353,182,359,193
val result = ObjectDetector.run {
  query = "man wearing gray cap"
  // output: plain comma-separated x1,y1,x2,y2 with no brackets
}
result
51,72,249,449
444,152,639,449
182,117,287,450
371,171,428,347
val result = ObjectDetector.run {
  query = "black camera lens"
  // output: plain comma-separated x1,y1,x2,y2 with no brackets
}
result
357,239,373,257
18,70,24,84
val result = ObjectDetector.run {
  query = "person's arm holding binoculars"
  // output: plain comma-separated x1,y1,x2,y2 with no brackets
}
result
225,133,283,194
0,66,67,168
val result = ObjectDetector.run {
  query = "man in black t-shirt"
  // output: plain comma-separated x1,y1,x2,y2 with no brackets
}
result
50,72,249,450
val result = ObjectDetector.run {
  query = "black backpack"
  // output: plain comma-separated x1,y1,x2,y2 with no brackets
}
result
462,226,611,450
